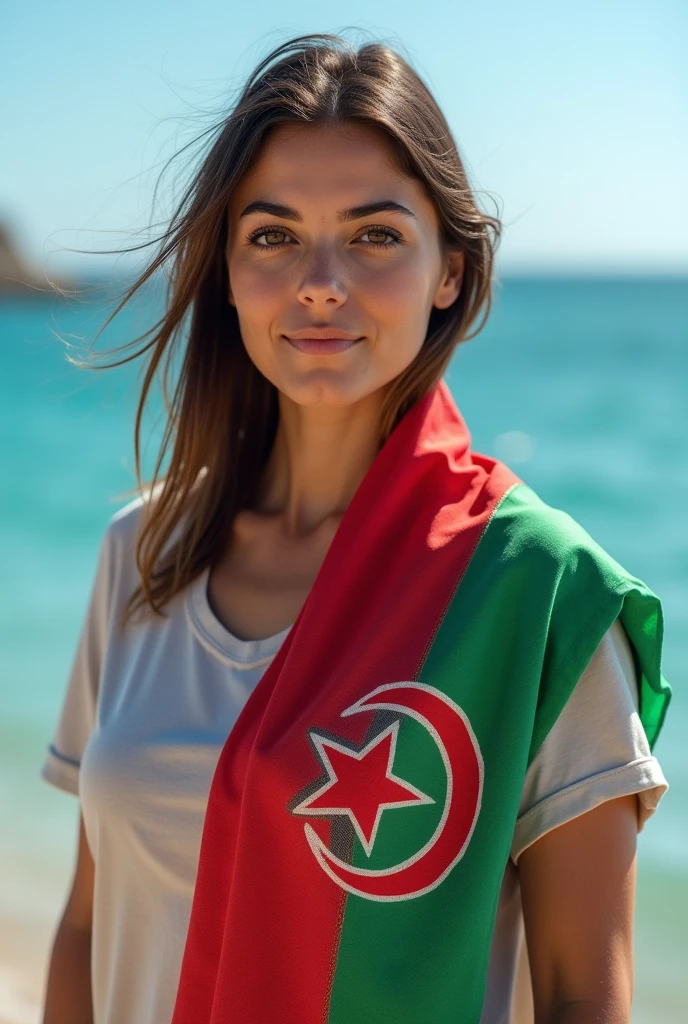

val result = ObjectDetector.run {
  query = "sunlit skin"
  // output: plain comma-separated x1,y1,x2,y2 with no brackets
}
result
224,120,464,537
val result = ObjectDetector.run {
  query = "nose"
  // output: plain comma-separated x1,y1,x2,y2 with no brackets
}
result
296,248,348,308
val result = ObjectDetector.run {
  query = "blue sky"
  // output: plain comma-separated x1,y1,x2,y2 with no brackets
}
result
4,0,686,276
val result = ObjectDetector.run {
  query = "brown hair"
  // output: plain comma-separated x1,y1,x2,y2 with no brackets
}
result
75,31,502,625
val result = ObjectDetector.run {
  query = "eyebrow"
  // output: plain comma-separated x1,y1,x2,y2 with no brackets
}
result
238,199,417,223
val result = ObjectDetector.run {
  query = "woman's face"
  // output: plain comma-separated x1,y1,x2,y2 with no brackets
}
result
225,121,464,409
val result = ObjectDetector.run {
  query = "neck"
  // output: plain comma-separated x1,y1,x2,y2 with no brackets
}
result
253,388,385,539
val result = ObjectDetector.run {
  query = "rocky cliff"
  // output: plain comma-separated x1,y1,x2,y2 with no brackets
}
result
0,222,72,296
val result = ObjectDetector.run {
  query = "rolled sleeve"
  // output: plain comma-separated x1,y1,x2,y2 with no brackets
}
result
511,616,669,865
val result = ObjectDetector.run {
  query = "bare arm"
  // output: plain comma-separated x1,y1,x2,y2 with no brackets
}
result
518,794,638,1024
42,811,95,1024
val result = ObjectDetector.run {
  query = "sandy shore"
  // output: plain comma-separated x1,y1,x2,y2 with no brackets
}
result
0,910,52,1024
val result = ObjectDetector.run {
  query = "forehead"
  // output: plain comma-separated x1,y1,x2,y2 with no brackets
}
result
229,121,433,217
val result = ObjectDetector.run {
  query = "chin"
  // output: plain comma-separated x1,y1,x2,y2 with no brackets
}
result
276,371,381,409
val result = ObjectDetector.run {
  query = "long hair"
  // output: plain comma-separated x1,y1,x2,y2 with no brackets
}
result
74,32,503,625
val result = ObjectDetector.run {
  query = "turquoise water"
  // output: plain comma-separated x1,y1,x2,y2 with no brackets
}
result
1,276,687,1020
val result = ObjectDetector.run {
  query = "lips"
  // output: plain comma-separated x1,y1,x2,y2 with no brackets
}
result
286,336,362,355
284,327,363,341
283,327,364,355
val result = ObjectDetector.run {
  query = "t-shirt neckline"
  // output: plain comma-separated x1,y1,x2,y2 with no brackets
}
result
184,565,293,670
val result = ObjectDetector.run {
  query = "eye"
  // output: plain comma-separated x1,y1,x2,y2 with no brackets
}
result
358,225,403,249
245,226,293,249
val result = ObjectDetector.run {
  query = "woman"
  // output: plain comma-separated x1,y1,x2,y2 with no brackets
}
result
41,33,671,1024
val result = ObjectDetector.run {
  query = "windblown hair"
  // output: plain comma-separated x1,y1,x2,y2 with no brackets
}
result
76,31,503,625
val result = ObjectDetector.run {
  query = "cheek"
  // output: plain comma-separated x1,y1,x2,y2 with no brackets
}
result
229,258,287,313
228,263,283,376
355,259,434,321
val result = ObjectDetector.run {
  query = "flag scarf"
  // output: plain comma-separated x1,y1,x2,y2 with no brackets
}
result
172,379,670,1023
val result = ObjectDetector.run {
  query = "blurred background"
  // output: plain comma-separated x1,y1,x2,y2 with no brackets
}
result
1,2,686,1021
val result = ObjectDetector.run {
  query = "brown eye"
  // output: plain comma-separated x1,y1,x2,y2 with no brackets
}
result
359,226,402,249
253,230,288,246
245,226,292,249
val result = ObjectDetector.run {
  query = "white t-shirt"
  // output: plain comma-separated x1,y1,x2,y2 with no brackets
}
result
40,497,669,1024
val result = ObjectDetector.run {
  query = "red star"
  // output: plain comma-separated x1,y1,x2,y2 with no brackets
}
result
291,721,435,856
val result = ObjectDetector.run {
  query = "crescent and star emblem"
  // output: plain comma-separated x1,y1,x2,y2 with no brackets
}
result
288,681,483,902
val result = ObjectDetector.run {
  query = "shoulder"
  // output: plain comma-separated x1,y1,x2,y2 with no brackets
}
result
489,483,671,758
496,485,665,658
94,494,145,581
105,492,148,551
97,482,193,617
95,490,159,604
492,482,631,591
101,477,172,559
499,482,613,556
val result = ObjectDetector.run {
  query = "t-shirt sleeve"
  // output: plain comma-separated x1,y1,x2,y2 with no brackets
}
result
510,615,669,865
40,525,115,797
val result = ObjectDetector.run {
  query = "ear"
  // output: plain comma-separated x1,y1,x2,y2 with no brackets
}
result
432,250,465,310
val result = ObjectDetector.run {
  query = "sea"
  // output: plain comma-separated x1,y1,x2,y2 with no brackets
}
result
1,275,687,1022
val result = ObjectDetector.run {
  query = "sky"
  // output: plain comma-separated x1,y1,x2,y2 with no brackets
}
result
3,0,687,277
